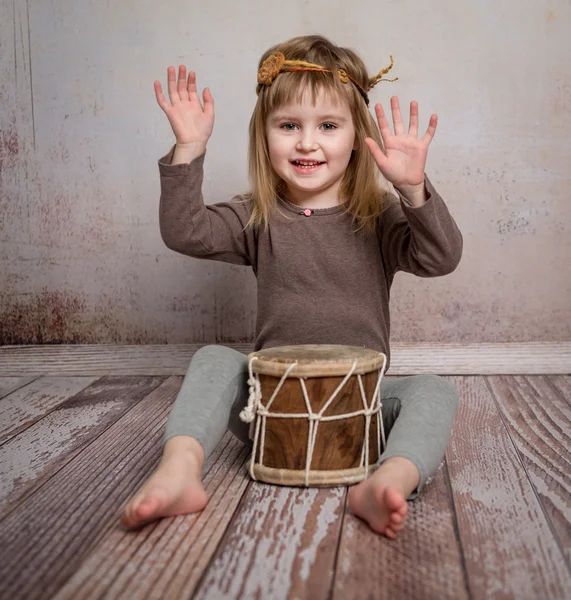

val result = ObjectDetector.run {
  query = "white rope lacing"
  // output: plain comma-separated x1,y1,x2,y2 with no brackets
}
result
240,355,387,486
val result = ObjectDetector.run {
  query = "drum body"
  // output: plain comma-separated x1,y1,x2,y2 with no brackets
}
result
240,344,387,487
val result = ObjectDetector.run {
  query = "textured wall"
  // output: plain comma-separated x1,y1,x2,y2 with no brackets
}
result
1,0,570,345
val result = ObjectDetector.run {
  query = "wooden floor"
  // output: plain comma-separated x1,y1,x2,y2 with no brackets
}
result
0,343,569,600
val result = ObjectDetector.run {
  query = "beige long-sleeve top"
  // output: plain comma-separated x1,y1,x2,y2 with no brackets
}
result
158,146,463,373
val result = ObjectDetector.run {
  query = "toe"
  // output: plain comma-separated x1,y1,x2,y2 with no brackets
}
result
384,526,397,539
385,487,405,511
120,502,138,528
123,491,160,528
391,513,403,525
137,496,159,519
123,489,146,518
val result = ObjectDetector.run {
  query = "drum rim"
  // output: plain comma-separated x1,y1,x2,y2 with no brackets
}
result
251,463,377,487
248,344,386,377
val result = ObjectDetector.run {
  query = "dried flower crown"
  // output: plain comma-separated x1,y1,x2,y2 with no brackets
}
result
256,52,398,106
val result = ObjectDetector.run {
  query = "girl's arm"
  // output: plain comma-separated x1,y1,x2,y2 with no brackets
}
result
367,98,462,277
158,145,255,267
377,174,463,278
154,67,254,266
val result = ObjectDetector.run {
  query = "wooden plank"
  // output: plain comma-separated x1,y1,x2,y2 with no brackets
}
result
0,344,251,376
53,432,250,600
388,342,571,375
0,376,100,444
0,376,38,399
0,342,570,375
194,484,346,600
0,375,164,516
486,375,570,563
0,376,180,600
446,376,570,598
333,460,468,600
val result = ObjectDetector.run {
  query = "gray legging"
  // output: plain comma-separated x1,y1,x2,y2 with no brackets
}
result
163,345,459,500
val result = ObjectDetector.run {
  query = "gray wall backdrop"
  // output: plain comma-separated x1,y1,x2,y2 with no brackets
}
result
1,0,570,345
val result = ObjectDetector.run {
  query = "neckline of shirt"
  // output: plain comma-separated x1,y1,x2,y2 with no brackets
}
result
277,195,350,216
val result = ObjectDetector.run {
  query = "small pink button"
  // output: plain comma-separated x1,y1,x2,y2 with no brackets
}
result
303,209,312,216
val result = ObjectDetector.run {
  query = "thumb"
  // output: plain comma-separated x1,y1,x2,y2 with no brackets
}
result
365,137,388,171
203,88,214,118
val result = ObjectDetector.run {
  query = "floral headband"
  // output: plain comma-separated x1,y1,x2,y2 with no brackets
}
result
256,52,398,106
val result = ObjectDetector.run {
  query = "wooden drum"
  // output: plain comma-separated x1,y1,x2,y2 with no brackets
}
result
239,344,388,487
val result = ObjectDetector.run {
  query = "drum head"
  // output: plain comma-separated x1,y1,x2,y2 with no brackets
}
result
248,344,386,377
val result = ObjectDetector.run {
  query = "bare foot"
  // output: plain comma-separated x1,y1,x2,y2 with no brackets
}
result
120,436,208,529
348,456,420,539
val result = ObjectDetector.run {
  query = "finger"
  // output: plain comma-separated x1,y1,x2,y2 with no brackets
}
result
187,70,200,103
154,81,171,112
390,96,405,136
374,103,393,142
177,65,189,99
166,66,179,104
364,137,387,170
409,101,419,137
421,114,438,144
203,87,215,119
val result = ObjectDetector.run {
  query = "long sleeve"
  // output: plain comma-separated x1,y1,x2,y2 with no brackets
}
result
158,145,255,266
377,174,463,278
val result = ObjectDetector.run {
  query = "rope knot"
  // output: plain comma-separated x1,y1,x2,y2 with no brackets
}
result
239,375,261,423
248,376,261,397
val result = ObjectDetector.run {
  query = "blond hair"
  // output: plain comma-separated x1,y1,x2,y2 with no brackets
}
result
237,34,396,233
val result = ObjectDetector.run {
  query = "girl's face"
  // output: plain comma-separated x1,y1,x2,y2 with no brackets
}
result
265,87,357,207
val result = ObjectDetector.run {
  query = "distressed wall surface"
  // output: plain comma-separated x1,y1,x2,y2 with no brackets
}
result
1,0,570,345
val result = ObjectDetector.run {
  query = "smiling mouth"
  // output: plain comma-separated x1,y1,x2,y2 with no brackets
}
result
290,160,326,168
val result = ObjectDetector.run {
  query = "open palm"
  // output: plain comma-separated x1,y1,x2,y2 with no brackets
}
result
154,65,215,145
365,97,437,189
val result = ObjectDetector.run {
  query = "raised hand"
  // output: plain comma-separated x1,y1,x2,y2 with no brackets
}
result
365,97,437,190
154,66,215,146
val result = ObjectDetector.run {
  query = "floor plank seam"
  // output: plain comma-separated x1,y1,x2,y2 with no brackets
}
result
47,396,180,599
43,375,170,509
190,456,253,597
37,436,158,590
93,378,173,470
0,375,42,400
0,440,90,524
327,489,349,600
0,375,107,449
107,519,158,599
0,379,171,523
443,452,473,600
483,376,571,571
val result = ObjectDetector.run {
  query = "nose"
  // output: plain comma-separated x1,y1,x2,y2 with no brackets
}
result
296,129,318,152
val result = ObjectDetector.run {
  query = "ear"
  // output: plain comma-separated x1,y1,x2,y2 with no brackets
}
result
353,137,359,151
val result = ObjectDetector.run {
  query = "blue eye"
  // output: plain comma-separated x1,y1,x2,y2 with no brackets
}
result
279,123,337,131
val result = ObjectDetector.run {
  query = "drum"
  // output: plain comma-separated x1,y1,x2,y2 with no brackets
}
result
239,344,387,487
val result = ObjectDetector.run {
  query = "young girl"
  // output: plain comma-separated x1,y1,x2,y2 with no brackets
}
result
120,35,463,540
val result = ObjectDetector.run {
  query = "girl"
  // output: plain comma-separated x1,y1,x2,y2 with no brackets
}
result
120,35,463,540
